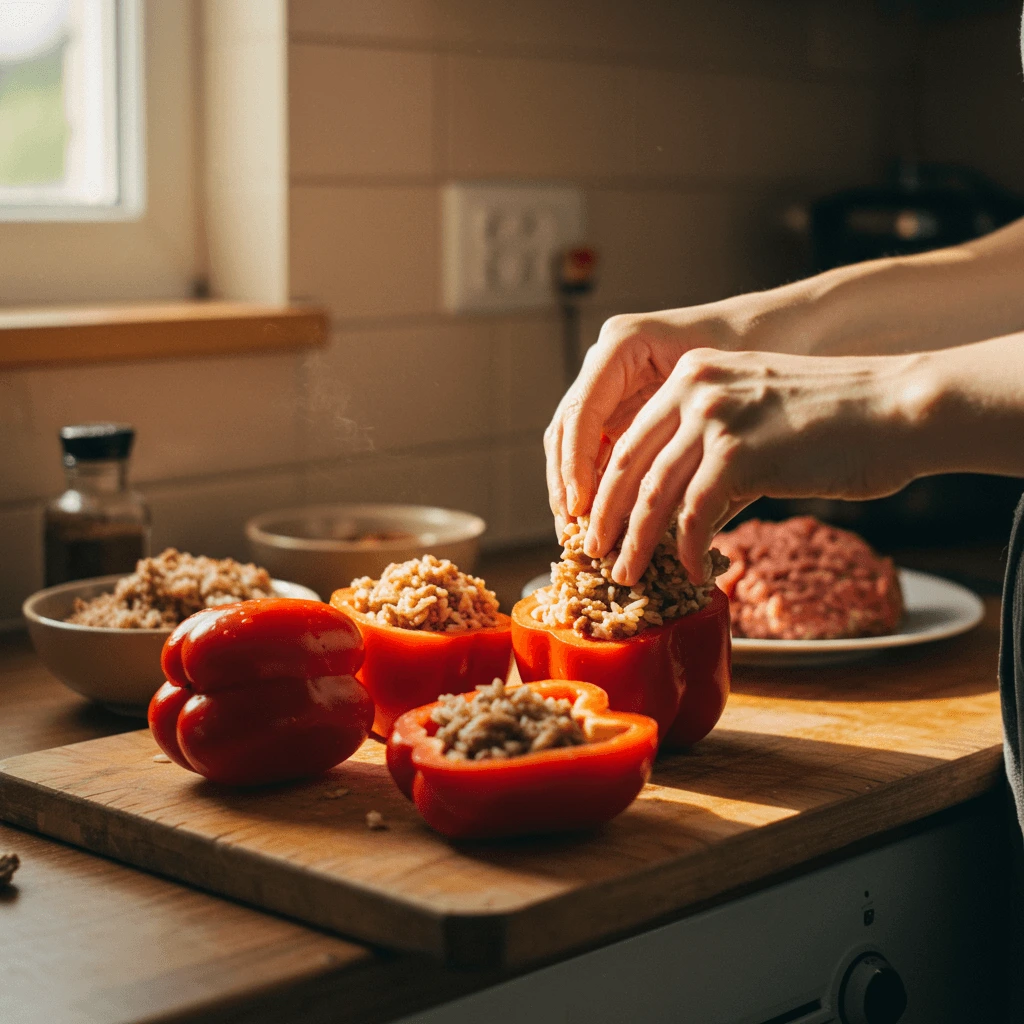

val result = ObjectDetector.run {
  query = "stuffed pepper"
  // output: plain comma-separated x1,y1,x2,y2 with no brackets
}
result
512,517,731,749
387,678,658,840
149,598,373,786
330,554,512,736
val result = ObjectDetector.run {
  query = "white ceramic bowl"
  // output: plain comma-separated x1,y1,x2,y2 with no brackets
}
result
22,575,320,717
245,503,487,601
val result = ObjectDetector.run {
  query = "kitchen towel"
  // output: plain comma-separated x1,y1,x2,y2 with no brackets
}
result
1001,493,1024,831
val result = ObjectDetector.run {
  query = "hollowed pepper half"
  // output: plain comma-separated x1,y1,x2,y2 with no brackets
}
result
387,680,658,840
149,599,374,786
511,586,731,749
329,586,513,736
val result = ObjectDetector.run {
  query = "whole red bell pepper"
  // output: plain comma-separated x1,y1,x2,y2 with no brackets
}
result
511,587,731,749
329,586,513,736
387,680,658,840
149,599,374,786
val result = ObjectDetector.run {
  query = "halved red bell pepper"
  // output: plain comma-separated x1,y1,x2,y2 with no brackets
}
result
511,587,731,750
387,680,658,840
329,586,513,736
149,599,374,786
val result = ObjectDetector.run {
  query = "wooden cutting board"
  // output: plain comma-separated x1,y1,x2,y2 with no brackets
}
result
0,619,1004,969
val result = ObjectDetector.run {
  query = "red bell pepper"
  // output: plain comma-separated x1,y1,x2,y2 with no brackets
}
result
149,599,373,786
387,680,658,840
511,587,731,749
329,586,513,736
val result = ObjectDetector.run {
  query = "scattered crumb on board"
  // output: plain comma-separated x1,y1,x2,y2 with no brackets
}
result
321,787,350,799
152,753,171,764
0,853,20,886
365,810,386,830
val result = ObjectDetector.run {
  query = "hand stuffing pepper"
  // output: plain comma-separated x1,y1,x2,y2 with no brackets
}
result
149,599,373,786
511,587,731,749
387,679,658,840
330,585,513,736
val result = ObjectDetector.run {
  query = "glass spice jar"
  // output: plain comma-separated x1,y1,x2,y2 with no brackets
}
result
43,423,151,587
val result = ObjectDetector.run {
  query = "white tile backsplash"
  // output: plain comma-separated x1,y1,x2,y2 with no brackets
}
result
493,435,555,547
145,468,305,562
303,448,492,526
289,185,440,320
299,320,501,462
2,352,304,505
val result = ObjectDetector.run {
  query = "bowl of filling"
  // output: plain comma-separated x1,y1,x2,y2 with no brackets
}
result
245,503,487,603
22,548,319,715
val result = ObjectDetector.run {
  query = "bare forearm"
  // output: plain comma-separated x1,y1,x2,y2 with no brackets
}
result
743,217,1024,357
911,333,1024,478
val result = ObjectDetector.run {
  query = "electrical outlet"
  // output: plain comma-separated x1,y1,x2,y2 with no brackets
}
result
442,182,585,313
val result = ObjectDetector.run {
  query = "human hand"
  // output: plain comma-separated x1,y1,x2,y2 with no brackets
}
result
580,347,927,586
544,307,748,531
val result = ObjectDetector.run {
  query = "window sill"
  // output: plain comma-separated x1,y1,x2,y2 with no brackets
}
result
0,300,328,370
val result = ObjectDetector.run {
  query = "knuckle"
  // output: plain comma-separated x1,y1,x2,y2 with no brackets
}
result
559,396,585,431
608,446,634,476
638,475,669,513
598,313,635,340
692,389,721,420
677,507,701,535
676,347,725,384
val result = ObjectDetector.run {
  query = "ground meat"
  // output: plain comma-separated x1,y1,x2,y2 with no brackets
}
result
431,679,586,761
65,548,275,628
349,554,499,632
531,516,729,640
715,517,903,640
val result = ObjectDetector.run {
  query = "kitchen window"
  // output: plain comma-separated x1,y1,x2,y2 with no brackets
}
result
0,0,322,366
0,0,143,221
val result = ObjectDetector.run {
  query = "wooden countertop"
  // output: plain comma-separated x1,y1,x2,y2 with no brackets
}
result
0,548,1007,1024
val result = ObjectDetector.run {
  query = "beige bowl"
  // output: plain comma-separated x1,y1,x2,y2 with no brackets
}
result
22,575,320,717
245,503,487,600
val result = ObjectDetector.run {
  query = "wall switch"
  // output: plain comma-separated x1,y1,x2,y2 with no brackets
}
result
442,182,585,314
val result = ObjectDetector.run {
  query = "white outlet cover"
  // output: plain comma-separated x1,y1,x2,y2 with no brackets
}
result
442,182,585,313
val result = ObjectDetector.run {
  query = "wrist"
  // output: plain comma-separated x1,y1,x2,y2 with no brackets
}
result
702,282,827,356
888,349,957,478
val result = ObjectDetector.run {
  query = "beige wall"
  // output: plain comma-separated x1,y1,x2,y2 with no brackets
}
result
284,0,892,563
8,0,1010,623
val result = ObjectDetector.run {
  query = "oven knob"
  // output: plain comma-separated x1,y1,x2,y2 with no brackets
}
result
839,953,907,1024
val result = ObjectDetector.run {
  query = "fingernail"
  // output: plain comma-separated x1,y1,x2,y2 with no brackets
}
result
554,515,566,539
612,556,630,585
583,529,599,558
566,485,578,516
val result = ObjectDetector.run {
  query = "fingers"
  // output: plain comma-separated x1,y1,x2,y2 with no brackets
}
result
583,397,680,560
559,391,612,517
557,328,642,517
710,498,752,539
544,419,568,525
676,442,739,582
610,428,704,586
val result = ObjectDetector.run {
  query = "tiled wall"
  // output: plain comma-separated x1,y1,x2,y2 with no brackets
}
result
0,0,929,622
283,0,894,563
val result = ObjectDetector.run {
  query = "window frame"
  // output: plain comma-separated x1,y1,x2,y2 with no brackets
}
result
0,0,145,223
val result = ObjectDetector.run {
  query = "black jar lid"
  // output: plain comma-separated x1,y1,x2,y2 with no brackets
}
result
60,423,135,461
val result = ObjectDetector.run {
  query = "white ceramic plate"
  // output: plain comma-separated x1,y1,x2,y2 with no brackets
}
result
731,568,985,666
523,568,985,668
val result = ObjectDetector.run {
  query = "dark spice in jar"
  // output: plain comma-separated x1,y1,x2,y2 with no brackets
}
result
43,424,150,587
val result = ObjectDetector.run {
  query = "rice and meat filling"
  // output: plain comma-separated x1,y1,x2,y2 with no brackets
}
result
531,516,730,640
432,679,586,761
349,554,500,633
66,549,275,629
